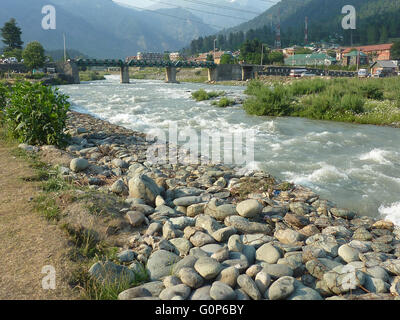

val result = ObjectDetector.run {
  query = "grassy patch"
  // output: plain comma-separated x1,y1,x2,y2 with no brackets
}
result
231,176,277,201
191,89,225,101
80,71,107,81
212,97,236,108
33,194,61,221
243,78,400,126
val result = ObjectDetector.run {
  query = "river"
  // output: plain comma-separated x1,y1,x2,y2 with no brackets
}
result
58,75,400,224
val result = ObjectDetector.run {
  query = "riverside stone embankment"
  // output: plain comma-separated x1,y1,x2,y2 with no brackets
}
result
20,110,400,300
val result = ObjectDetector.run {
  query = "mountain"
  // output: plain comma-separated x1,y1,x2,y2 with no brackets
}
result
0,0,217,58
134,0,271,30
221,0,400,47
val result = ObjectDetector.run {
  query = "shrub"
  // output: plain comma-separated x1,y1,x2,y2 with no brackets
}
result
243,85,293,116
212,97,235,108
192,89,224,101
336,94,365,114
289,79,327,96
3,81,70,146
360,83,384,100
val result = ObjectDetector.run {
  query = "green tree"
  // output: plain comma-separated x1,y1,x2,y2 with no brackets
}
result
295,48,313,54
22,41,46,71
163,53,171,61
1,18,23,51
268,51,284,64
220,54,234,64
3,48,22,61
206,54,214,62
391,41,400,60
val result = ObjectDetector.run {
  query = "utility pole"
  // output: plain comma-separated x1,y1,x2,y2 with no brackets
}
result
214,38,217,62
261,43,264,66
63,33,67,62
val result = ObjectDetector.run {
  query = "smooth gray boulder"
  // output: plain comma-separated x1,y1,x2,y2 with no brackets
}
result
129,174,160,205
146,250,181,280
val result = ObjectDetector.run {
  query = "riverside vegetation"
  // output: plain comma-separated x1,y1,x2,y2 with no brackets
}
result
243,78,400,127
1,81,400,300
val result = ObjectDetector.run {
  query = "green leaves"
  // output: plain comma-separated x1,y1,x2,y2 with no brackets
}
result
3,81,70,146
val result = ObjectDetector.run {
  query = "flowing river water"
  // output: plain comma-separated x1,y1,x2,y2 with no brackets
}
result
59,75,400,224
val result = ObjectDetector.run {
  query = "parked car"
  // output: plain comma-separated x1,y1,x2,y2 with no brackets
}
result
358,68,368,78
301,72,316,77
289,69,308,77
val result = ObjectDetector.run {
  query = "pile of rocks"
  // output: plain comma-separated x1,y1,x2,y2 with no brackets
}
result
29,111,400,300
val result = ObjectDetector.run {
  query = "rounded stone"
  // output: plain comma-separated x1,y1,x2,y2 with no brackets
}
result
159,284,191,300
255,270,271,294
146,250,181,281
179,267,204,289
236,199,263,218
268,276,296,300
338,244,361,263
70,158,89,172
216,266,239,288
210,281,236,300
237,274,261,300
163,275,182,288
256,243,282,264
194,257,222,280
228,234,243,252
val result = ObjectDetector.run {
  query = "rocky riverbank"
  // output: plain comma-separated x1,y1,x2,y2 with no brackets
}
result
21,110,400,300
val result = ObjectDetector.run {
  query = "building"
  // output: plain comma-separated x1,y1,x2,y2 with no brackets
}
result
188,50,226,64
342,50,368,66
137,52,164,61
370,60,398,76
337,43,393,63
169,52,182,61
284,53,336,66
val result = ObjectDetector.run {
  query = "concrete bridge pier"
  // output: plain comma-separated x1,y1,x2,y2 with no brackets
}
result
241,66,254,81
121,65,130,84
165,67,178,83
57,61,80,84
208,67,218,82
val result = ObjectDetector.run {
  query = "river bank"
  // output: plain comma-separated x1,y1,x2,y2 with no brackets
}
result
14,109,400,300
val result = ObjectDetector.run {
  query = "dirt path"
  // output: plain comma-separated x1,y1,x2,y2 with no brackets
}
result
0,141,78,300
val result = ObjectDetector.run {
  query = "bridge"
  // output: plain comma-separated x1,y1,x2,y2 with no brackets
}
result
59,59,263,84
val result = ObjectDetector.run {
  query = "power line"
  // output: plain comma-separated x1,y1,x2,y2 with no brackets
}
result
145,0,251,21
126,3,226,29
177,0,263,15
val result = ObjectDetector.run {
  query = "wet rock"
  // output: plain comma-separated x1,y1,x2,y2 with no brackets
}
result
330,208,356,220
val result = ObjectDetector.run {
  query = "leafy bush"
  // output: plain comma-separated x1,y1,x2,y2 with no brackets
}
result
336,94,365,114
360,83,384,100
3,81,70,146
289,79,327,96
191,89,225,101
212,97,235,108
243,85,293,116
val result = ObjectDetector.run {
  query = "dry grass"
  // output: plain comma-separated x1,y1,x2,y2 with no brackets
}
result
0,138,79,300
